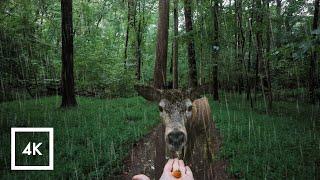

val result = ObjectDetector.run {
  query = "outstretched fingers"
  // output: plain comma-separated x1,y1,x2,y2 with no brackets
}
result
179,160,186,174
185,166,193,176
163,159,174,172
172,158,180,172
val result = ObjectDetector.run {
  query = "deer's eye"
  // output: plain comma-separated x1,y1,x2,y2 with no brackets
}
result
159,106,164,112
187,105,193,112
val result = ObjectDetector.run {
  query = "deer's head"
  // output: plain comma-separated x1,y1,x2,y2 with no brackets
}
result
135,85,206,152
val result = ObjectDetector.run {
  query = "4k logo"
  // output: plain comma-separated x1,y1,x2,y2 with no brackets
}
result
22,142,43,156
11,128,54,170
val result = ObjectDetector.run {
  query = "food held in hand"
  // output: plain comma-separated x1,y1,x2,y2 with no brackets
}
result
171,170,181,178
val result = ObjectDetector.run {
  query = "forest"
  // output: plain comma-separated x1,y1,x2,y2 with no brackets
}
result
0,0,319,179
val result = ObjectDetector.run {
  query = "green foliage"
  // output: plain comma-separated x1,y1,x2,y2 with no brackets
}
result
0,0,159,100
212,93,320,179
0,96,159,178
1,0,318,101
0,0,319,178
0,94,318,178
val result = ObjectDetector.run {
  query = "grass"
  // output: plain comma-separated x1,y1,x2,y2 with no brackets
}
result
0,94,319,179
211,92,320,179
0,96,159,179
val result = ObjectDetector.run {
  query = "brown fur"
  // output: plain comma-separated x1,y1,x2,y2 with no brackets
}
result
190,97,212,130
185,97,214,162
134,85,216,161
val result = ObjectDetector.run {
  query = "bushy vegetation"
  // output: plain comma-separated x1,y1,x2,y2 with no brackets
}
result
0,0,319,178
0,95,319,178
0,96,159,179
213,93,320,179
1,0,319,102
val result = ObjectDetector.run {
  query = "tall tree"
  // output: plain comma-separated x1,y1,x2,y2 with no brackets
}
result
246,14,254,107
264,0,273,110
135,1,144,80
211,0,219,100
152,2,170,177
254,0,263,102
275,0,282,47
196,0,204,85
173,0,179,89
310,0,319,103
284,0,293,34
124,0,136,69
153,0,170,89
235,0,245,93
184,0,198,88
61,0,77,107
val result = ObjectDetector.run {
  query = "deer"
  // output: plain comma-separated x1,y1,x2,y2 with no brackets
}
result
134,84,215,163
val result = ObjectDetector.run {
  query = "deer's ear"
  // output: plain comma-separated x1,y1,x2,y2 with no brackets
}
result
134,85,162,102
186,83,211,100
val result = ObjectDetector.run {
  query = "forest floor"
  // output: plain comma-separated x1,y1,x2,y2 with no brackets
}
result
121,93,320,179
121,124,229,180
0,94,319,179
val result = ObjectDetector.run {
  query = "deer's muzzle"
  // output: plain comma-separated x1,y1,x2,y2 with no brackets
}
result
166,130,187,151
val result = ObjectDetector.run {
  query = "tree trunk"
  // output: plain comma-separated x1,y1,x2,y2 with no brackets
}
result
276,0,281,17
124,0,136,69
124,25,129,68
275,0,282,48
124,1,130,69
184,0,197,88
173,0,179,89
310,0,319,103
265,1,273,111
246,11,253,108
235,0,245,94
285,0,293,33
135,1,143,80
196,0,204,85
212,0,219,101
61,0,77,107
153,0,170,89
254,0,263,102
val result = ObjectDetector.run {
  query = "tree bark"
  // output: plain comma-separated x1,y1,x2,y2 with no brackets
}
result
196,0,204,85
61,0,77,107
153,0,170,89
124,23,129,68
124,0,136,69
135,1,143,80
173,0,179,89
124,1,130,69
235,0,245,94
254,0,263,102
285,0,293,33
184,0,198,88
265,1,273,111
275,0,282,48
276,0,281,17
310,0,319,103
246,11,253,108
212,0,219,101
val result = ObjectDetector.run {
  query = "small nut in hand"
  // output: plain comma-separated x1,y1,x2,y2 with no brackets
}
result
171,170,181,178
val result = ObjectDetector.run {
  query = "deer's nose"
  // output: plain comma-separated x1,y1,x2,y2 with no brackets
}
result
168,131,185,147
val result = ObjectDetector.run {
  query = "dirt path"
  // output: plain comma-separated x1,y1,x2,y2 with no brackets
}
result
121,123,230,180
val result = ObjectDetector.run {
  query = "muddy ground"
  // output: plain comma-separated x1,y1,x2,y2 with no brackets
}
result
121,123,230,180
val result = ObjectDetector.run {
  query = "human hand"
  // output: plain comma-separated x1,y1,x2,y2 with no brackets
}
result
160,158,194,180
133,158,194,180
175,159,193,180
132,174,150,180
159,159,175,180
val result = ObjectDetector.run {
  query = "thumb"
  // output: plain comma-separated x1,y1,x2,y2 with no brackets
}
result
132,174,150,180
185,166,193,176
